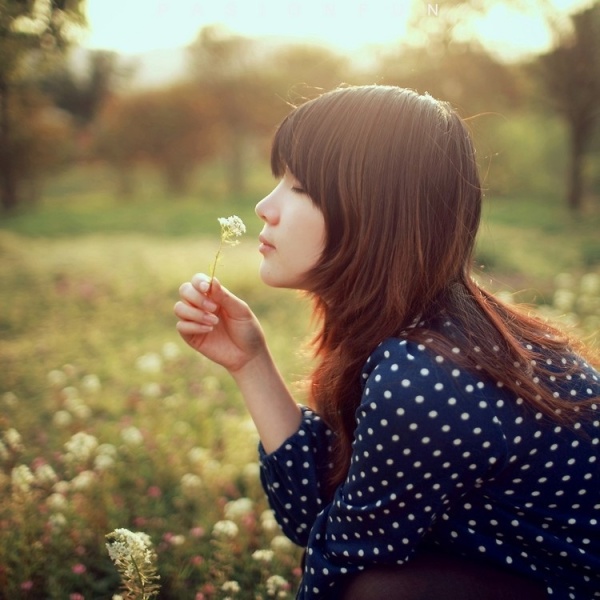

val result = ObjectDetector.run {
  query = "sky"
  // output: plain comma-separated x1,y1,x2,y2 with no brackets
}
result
82,0,595,60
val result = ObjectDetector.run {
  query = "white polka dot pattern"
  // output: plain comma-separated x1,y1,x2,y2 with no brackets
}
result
259,337,600,599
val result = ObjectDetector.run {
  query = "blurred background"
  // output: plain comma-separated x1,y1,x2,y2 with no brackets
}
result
0,1,599,599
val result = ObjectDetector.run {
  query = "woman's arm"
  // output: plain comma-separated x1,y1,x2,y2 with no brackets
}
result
174,274,301,453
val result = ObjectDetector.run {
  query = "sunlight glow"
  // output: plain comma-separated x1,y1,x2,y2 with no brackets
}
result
82,0,596,58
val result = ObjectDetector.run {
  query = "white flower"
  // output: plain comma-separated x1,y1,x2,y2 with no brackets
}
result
553,289,576,312
580,272,600,295
135,353,163,374
121,426,144,446
47,492,68,512
266,574,290,596
218,215,246,242
71,470,96,491
224,497,254,520
106,528,160,598
4,428,23,452
221,580,241,593
271,535,294,552
141,382,162,398
187,446,211,465
49,513,67,531
260,509,279,533
35,463,58,485
212,520,239,539
48,369,67,387
53,410,73,427
252,549,274,562
81,374,101,393
64,432,98,463
161,342,181,361
11,464,34,493
209,215,246,285
94,453,115,471
180,473,202,498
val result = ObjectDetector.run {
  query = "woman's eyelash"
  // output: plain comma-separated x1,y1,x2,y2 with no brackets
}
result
291,186,306,194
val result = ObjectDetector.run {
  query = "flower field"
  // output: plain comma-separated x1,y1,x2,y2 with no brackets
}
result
0,201,598,598
0,233,311,599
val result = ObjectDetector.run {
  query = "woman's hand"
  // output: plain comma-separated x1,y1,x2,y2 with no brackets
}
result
174,274,266,374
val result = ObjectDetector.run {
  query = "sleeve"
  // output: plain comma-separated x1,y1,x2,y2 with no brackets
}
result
259,406,335,546
296,338,510,599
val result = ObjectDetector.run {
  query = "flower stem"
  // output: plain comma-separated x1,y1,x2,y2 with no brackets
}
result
208,239,223,293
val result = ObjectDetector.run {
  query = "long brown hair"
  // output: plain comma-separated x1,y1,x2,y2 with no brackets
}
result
270,85,598,494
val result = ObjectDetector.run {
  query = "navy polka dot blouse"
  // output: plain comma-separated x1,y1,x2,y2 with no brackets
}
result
259,334,600,599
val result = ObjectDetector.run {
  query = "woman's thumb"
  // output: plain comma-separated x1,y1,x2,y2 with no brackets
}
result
206,277,250,319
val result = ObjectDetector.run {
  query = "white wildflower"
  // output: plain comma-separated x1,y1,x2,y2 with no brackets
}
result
35,463,58,485
141,382,162,398
580,272,600,295
4,428,23,452
106,528,160,599
49,512,67,531
53,410,73,428
260,509,279,533
64,432,98,463
161,341,181,361
209,215,246,287
136,353,163,374
72,403,92,420
221,580,241,593
271,535,293,552
212,520,239,539
11,464,34,493
94,453,115,471
81,374,101,393
121,426,144,446
188,446,211,465
71,470,96,491
553,289,576,312
47,492,68,512
266,574,290,597
252,549,274,563
180,473,202,498
242,461,260,480
224,497,254,520
47,369,68,387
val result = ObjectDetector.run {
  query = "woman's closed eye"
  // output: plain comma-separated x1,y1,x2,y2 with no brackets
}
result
291,186,307,194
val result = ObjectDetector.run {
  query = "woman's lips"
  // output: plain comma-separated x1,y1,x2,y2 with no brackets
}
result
259,234,275,253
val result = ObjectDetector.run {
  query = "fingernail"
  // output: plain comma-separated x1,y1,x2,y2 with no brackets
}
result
199,281,210,293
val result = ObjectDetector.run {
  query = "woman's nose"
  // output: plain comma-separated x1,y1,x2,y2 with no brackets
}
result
255,191,278,224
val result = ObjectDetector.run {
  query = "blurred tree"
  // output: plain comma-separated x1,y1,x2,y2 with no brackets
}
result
0,0,85,212
377,41,522,115
533,3,600,212
95,84,220,197
38,50,134,128
267,43,353,103
187,26,281,196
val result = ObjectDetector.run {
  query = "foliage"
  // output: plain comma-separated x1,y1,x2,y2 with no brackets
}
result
532,2,600,212
0,0,86,212
38,50,134,128
95,84,221,196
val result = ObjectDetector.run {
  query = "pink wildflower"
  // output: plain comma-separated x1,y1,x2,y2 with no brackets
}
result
72,563,86,575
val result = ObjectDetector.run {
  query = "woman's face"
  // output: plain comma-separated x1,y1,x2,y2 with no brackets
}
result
255,170,325,290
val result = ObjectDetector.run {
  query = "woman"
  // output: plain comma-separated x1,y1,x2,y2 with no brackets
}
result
174,85,600,599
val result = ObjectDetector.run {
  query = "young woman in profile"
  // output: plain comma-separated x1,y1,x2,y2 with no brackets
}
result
174,85,600,600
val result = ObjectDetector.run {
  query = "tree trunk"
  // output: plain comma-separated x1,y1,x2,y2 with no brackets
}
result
227,124,245,197
0,80,18,213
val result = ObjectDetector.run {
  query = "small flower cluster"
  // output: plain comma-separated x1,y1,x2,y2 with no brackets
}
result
106,528,160,600
209,215,246,287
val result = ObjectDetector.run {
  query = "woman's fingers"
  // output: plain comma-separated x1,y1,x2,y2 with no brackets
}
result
174,300,219,326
